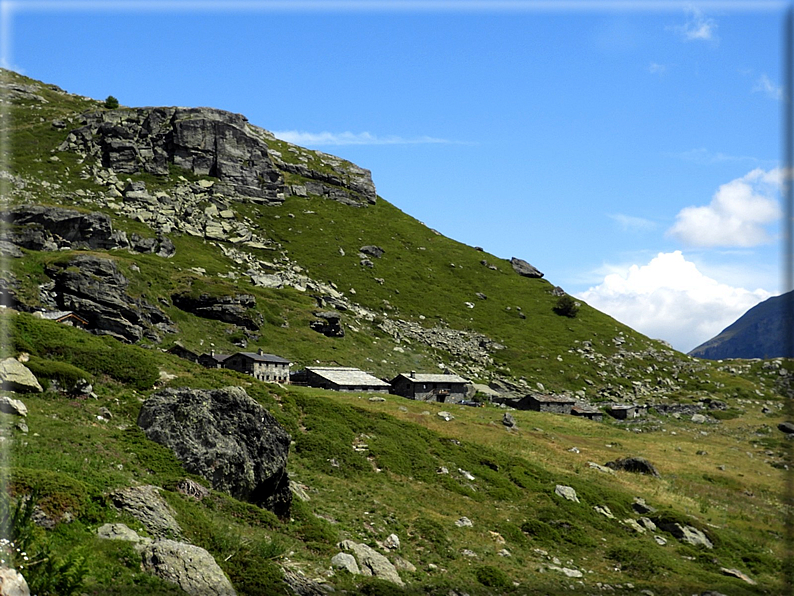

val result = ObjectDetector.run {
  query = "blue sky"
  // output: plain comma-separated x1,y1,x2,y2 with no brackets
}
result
2,1,788,352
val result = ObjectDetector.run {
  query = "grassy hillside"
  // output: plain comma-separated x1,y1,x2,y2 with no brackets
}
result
0,68,790,595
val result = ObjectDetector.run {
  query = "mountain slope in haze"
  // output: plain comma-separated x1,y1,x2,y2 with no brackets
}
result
689,291,792,360
0,68,789,596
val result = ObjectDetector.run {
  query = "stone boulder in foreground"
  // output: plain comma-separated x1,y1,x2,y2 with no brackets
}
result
138,386,291,516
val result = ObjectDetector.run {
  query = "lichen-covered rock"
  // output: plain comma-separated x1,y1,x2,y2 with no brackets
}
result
110,485,182,538
605,457,660,477
0,566,30,596
140,539,236,596
137,386,291,516
171,292,261,330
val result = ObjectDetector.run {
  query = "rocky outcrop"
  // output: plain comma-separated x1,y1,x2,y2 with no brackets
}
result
141,540,237,596
137,386,292,516
7,205,174,257
0,360,42,393
510,257,544,279
171,292,261,331
309,311,344,337
58,107,376,206
41,255,175,343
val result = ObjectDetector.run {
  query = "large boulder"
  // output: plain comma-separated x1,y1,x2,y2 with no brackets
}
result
0,359,42,393
137,386,292,516
140,539,237,596
338,540,404,586
0,566,30,596
510,257,544,278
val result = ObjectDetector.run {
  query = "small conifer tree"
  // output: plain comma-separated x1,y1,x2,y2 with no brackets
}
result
103,95,119,109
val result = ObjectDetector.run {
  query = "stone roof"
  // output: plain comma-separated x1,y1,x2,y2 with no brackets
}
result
37,310,88,323
527,394,576,404
235,352,291,364
201,353,231,363
306,367,390,388
393,372,469,384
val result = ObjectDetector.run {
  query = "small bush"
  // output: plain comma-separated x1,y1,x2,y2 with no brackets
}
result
474,565,511,588
553,295,579,318
103,95,119,109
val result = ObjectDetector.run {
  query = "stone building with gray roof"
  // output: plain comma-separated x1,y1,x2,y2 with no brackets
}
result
299,367,390,393
224,350,291,383
390,371,471,403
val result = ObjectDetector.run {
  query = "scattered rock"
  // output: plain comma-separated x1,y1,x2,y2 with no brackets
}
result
657,522,712,549
0,566,30,596
653,535,667,546
437,411,454,421
632,497,656,515
175,478,211,501
455,517,474,528
359,245,384,258
97,522,152,545
137,386,292,516
691,413,707,424
331,553,360,575
338,540,404,586
587,462,614,474
720,567,755,585
141,539,237,596
0,396,27,417
555,485,580,503
502,412,516,428
778,421,794,434
0,359,42,393
110,485,182,538
594,505,615,519
383,533,400,550
309,311,344,338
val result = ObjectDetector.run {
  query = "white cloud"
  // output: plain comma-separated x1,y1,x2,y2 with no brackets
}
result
648,62,667,75
674,147,764,166
576,251,772,353
667,167,781,248
272,130,453,146
752,74,783,101
609,213,656,232
673,7,718,42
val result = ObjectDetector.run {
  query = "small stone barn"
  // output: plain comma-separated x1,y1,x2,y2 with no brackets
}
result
390,371,470,403
223,350,291,383
605,404,647,420
198,351,230,369
518,394,576,414
571,405,603,422
301,367,390,393
167,342,199,363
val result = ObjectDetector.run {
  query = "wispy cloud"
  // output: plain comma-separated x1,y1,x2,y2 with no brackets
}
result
648,62,667,75
272,130,457,147
672,7,717,42
609,214,656,232
667,167,782,248
752,74,783,101
673,147,768,166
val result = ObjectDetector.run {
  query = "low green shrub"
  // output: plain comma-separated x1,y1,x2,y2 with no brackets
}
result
474,564,511,589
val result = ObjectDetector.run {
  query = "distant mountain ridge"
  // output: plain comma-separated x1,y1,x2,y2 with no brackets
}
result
688,291,792,359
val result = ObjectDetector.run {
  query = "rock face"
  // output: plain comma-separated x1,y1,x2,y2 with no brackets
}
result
8,205,175,257
110,485,183,538
0,359,42,393
140,539,237,596
171,292,261,331
41,255,175,343
656,521,713,549
510,257,544,279
137,386,292,516
59,107,376,206
309,311,344,337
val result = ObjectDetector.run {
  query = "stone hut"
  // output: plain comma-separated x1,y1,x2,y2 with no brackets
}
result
570,405,603,422
605,404,647,420
390,371,470,403
300,367,390,393
167,342,199,363
223,350,291,383
518,394,576,414
35,310,89,329
198,351,230,369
